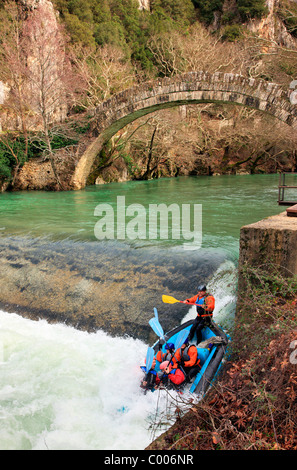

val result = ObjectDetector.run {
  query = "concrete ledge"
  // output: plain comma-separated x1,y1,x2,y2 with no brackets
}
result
287,204,297,217
239,211,297,277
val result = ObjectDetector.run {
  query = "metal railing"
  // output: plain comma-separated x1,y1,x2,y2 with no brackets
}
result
278,173,297,206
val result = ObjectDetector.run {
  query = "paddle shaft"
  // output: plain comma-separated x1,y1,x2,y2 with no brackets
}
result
163,296,208,309
165,330,189,367
162,295,204,307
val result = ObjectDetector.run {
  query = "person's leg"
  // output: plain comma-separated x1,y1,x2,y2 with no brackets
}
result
188,365,201,381
188,316,199,342
195,319,204,345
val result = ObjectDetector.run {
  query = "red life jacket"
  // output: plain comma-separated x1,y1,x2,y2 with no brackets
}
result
168,368,185,385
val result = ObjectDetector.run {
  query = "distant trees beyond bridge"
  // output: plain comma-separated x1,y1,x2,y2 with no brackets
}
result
71,71,297,189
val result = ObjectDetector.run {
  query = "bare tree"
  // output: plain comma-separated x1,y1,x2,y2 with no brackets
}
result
0,1,29,182
71,44,135,109
0,1,79,189
147,23,253,77
20,2,75,189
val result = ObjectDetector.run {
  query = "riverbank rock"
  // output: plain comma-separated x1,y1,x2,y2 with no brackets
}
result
237,210,297,314
13,160,58,190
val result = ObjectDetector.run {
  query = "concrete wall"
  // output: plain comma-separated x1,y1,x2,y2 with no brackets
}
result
239,211,297,277
237,211,297,312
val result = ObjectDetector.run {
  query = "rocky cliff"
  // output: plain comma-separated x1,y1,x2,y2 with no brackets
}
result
243,0,296,48
0,0,68,134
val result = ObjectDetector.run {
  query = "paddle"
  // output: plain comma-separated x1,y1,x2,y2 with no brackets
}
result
162,294,182,304
149,308,189,365
162,294,196,306
174,329,189,351
149,306,167,341
145,347,155,373
149,317,166,341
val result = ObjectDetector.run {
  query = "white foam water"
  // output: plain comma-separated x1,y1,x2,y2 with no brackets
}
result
0,311,174,450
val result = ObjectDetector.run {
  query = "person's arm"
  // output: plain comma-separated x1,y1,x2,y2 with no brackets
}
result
184,294,199,304
183,347,198,368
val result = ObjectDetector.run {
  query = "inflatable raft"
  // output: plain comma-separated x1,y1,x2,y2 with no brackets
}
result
142,311,230,397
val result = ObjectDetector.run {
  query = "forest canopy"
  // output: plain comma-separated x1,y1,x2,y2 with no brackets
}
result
52,0,268,69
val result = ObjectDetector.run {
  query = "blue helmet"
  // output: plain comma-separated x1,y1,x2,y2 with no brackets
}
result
165,342,175,350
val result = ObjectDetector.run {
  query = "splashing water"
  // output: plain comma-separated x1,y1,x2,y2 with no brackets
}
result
182,259,237,328
0,311,171,450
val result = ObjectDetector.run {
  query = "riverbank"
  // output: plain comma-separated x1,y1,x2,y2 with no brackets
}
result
2,102,296,194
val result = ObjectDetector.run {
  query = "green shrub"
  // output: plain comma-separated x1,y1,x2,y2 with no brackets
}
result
221,24,243,41
0,135,28,182
237,0,268,21
54,0,197,72
0,153,12,180
192,0,224,25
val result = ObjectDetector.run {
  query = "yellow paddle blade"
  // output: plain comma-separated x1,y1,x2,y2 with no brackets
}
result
162,295,181,304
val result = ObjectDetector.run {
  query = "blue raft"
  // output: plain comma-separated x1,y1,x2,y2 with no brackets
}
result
149,318,230,396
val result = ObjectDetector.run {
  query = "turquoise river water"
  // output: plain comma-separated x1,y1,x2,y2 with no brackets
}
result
0,174,285,449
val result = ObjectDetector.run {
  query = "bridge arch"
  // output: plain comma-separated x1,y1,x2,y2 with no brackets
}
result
71,71,297,189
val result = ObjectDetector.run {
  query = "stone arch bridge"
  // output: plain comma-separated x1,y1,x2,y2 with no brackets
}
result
71,71,297,189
